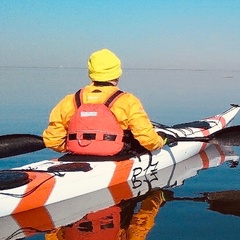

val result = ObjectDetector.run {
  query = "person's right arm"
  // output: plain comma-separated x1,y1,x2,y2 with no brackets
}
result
42,94,75,152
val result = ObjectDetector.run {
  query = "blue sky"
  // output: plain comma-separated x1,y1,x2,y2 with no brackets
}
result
1,0,240,70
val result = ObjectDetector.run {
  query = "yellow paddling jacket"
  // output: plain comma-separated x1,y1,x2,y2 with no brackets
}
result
43,84,164,153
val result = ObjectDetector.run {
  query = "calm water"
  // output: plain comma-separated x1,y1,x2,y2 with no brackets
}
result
1,68,240,239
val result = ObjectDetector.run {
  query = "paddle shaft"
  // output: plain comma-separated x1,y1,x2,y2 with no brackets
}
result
0,125,239,159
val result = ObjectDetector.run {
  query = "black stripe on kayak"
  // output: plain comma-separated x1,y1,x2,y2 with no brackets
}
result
151,120,211,129
48,162,92,172
172,121,211,129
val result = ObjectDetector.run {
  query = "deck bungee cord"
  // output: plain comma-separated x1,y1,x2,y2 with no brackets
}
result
0,162,95,196
0,172,59,198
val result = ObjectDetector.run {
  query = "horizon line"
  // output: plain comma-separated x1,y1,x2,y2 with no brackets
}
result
0,66,239,72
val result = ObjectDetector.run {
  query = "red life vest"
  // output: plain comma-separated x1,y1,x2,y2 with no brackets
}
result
66,89,125,156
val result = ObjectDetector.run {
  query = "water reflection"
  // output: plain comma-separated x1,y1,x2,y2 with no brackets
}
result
1,144,239,240
45,189,164,240
164,189,240,217
43,188,240,240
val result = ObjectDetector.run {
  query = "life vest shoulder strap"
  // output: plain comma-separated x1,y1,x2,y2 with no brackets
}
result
74,89,82,109
104,90,125,107
74,89,125,109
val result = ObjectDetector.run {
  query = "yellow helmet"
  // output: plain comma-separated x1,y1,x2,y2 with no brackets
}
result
88,49,122,82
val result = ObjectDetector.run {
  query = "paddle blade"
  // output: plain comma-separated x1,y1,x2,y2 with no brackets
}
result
210,126,240,146
0,134,45,159
206,190,240,217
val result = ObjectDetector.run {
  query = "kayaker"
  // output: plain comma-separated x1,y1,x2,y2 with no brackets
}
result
43,49,166,156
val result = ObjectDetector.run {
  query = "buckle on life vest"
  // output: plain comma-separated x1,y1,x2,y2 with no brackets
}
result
78,139,92,147
68,133,118,142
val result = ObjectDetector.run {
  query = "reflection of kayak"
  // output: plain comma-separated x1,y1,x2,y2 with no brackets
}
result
0,144,238,240
0,105,239,219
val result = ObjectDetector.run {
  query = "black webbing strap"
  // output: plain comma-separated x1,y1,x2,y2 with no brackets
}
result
69,130,131,142
74,89,124,109
105,90,124,107
75,89,82,108
68,133,117,141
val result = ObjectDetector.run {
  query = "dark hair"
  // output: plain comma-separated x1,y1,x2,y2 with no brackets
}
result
93,79,118,86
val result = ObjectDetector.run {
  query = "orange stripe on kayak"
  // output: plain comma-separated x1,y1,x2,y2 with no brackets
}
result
210,116,227,128
109,181,133,205
200,128,210,151
200,115,227,151
13,206,54,237
200,142,208,152
200,151,209,169
108,159,134,204
109,160,134,186
215,145,225,164
13,172,56,214
218,116,227,128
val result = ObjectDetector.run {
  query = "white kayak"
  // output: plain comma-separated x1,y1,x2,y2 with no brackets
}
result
0,104,239,219
0,144,238,240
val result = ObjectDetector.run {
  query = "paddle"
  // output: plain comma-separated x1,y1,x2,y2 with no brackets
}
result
0,134,45,159
160,125,240,146
163,189,240,217
0,125,240,159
